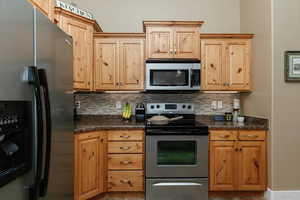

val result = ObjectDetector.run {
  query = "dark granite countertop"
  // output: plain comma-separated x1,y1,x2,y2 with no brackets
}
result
74,115,145,133
74,115,269,134
196,115,269,130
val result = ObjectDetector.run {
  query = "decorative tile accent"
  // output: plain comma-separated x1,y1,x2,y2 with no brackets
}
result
75,92,240,115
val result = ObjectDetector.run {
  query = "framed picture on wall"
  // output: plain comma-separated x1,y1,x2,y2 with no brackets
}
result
285,51,300,82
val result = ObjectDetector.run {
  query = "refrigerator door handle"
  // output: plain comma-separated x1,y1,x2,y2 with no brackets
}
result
38,69,52,197
26,66,44,200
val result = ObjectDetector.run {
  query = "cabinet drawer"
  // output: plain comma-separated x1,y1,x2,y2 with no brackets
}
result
210,130,238,140
108,171,144,192
238,130,266,141
108,130,144,141
108,142,143,154
108,154,143,170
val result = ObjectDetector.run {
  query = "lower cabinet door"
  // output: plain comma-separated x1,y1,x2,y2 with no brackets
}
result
75,133,106,200
210,141,237,191
146,178,208,200
108,171,144,192
237,141,266,191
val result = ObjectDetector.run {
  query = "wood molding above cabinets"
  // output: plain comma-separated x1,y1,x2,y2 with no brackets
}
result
28,0,55,21
144,21,203,60
201,34,254,91
55,7,102,91
94,33,145,91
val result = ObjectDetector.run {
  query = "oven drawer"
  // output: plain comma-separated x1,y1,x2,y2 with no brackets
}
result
108,142,143,153
108,154,143,170
108,171,144,192
108,130,144,141
210,130,238,140
146,178,208,200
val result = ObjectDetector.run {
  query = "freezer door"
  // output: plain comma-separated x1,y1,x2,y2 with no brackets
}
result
35,9,74,200
0,1,35,200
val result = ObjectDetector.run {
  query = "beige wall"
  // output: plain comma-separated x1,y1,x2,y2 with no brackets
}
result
239,0,273,189
241,0,300,190
66,0,241,33
271,0,300,190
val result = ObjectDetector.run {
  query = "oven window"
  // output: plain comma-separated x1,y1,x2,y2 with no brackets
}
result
150,70,189,86
157,141,196,165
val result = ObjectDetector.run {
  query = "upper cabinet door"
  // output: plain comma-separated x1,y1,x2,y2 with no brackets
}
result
146,27,174,59
28,0,54,20
119,39,145,90
94,38,119,90
237,141,266,191
201,39,225,90
174,27,200,59
226,40,251,91
65,19,93,90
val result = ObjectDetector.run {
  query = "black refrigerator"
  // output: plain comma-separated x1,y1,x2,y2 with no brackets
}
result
0,0,74,199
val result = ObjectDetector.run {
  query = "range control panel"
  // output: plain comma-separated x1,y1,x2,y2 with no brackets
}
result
146,103,194,115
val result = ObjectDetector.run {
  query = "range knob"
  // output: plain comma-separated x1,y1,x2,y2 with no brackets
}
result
188,105,192,109
156,105,160,109
150,105,155,109
182,105,186,109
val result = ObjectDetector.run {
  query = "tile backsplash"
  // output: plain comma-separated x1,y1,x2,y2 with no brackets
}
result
75,92,240,115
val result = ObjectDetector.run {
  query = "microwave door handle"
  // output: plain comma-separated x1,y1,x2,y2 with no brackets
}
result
190,68,193,88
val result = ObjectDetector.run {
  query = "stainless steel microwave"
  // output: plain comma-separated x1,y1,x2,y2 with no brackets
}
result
145,61,201,91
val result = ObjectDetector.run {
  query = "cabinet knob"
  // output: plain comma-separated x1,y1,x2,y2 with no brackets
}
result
120,146,131,150
120,160,132,165
120,135,130,139
120,179,132,186
237,68,242,73
116,82,119,86
210,64,215,68
104,62,109,66
219,134,230,139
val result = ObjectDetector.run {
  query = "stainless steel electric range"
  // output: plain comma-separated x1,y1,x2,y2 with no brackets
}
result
145,103,209,200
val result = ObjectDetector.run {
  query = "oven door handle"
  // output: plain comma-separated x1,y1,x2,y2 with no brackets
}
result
153,182,203,187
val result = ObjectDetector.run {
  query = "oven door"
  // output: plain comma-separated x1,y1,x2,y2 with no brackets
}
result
146,63,192,90
146,135,208,178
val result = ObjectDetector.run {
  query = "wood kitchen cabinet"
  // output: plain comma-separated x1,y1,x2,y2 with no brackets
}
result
201,34,254,91
28,0,54,21
144,21,203,59
209,130,267,191
54,7,102,91
74,131,107,200
74,129,145,200
107,130,145,192
94,33,145,91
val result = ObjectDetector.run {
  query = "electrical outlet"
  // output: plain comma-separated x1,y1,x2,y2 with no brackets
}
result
211,101,217,110
217,101,223,109
75,101,80,109
116,101,122,109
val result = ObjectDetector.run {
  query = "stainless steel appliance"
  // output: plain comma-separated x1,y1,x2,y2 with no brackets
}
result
0,0,73,199
145,103,208,200
145,60,201,91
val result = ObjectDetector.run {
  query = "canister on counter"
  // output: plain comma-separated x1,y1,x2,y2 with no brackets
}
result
225,112,233,121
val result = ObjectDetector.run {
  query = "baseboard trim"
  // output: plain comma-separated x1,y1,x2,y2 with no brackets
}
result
267,188,300,200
